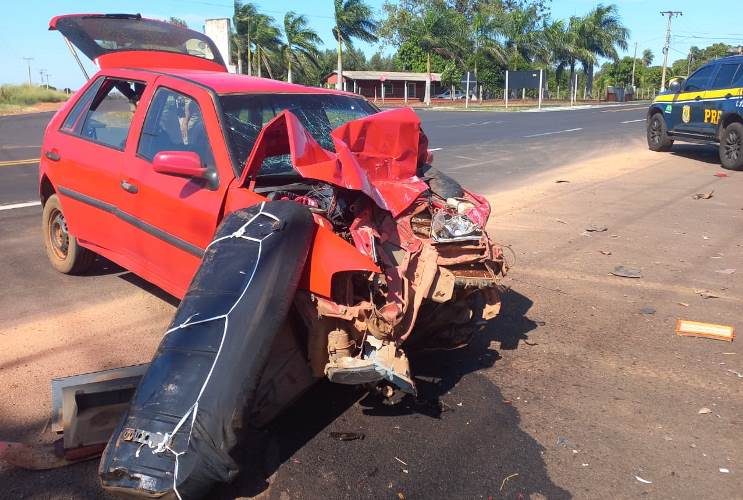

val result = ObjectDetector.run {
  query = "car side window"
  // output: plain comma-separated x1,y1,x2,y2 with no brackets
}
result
138,88,215,170
710,63,740,90
683,65,715,92
61,77,104,132
732,65,743,87
77,79,145,150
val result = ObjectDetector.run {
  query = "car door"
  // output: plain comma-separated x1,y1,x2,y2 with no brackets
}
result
48,74,146,260
118,78,232,298
705,62,743,135
673,64,716,135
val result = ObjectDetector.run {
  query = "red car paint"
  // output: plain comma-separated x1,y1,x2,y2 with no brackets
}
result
41,15,427,300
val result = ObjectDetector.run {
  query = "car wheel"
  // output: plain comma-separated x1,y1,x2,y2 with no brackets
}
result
42,194,95,274
719,122,743,171
647,113,673,152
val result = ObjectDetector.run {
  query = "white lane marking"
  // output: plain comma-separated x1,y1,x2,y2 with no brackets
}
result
523,127,583,138
429,147,443,152
621,119,646,124
0,201,41,211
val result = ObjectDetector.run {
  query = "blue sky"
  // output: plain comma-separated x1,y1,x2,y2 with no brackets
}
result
2,1,742,90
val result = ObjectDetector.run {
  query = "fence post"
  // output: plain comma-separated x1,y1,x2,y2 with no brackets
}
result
538,69,543,110
505,70,509,109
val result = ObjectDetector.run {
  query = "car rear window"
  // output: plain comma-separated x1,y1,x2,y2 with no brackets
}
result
54,15,223,65
219,93,376,176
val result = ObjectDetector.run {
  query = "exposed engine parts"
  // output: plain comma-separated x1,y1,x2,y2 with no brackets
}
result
275,160,507,396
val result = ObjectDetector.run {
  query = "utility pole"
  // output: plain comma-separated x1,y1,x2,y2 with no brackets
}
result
660,11,682,91
22,57,33,85
631,42,638,88
39,69,46,89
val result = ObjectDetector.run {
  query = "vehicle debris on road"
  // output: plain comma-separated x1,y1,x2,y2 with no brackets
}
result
694,289,720,299
329,432,365,441
692,191,714,200
611,266,642,278
676,320,735,342
715,269,736,275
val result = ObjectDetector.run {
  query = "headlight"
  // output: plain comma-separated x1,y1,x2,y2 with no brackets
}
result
431,210,482,242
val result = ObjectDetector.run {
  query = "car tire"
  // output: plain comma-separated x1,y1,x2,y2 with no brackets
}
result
647,113,673,152
719,122,743,171
42,194,95,274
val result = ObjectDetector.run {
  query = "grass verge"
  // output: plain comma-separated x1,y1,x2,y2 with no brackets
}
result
0,84,68,106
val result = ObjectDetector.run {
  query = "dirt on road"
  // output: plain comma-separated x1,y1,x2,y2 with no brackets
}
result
1,141,741,499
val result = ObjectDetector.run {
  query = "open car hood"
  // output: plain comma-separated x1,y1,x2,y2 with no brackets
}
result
240,107,430,217
49,14,227,72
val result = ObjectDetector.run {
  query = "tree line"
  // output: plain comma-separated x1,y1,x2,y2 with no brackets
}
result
224,1,737,102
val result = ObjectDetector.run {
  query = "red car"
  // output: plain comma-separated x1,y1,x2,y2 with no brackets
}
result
40,14,507,497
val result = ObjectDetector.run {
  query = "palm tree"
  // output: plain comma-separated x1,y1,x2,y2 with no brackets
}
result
642,48,654,67
494,4,543,69
471,10,507,80
577,4,629,98
545,18,594,101
332,0,378,90
282,12,322,83
233,1,259,75
411,9,461,105
251,13,281,78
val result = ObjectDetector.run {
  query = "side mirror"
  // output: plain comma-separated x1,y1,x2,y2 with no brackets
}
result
668,77,685,93
152,151,207,179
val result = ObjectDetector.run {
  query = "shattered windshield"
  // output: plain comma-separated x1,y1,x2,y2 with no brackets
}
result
219,93,376,176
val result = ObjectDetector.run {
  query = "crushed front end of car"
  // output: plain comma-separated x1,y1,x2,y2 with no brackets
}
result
242,107,509,396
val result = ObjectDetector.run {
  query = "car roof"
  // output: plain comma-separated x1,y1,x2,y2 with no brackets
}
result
126,68,360,97
714,54,743,64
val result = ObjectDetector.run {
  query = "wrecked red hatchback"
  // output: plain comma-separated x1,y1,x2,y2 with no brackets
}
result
34,14,507,498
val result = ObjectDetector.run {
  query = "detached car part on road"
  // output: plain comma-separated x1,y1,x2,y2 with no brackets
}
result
647,55,743,170
30,14,507,498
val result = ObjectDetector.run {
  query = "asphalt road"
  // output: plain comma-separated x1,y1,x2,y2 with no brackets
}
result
0,104,650,206
418,104,650,192
6,104,737,499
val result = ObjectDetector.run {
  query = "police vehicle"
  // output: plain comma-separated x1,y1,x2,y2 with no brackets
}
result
647,55,743,170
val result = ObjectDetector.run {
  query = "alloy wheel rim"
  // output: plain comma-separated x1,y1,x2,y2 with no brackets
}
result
724,130,741,161
650,118,661,144
49,209,69,259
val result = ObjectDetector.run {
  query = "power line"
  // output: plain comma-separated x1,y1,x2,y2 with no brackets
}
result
675,35,743,42
660,11,682,92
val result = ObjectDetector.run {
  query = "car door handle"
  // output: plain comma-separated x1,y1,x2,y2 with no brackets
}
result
120,180,138,194
695,95,702,101
45,150,60,161
725,93,732,99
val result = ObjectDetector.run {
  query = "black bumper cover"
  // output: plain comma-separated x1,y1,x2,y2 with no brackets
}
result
99,201,314,498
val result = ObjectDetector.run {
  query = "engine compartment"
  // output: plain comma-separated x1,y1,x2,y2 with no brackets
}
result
254,162,507,395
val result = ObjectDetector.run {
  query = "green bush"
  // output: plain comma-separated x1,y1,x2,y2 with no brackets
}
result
0,84,68,106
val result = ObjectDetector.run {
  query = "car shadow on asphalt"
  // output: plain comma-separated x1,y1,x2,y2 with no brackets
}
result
81,256,181,307
217,289,569,499
669,143,722,165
